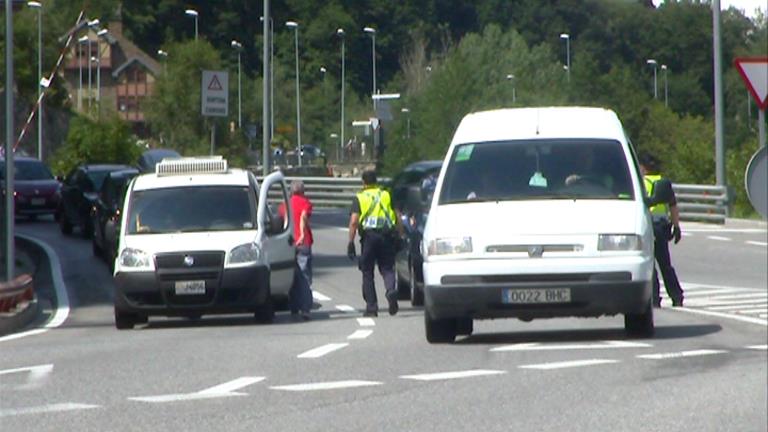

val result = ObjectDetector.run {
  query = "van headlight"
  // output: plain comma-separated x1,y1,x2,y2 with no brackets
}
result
428,237,473,256
228,242,262,266
118,248,153,270
598,234,641,251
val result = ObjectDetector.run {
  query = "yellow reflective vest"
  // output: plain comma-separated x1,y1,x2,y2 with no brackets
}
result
644,174,669,217
356,187,396,231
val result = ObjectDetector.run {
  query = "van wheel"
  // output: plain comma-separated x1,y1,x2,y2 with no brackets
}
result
456,317,473,336
114,308,136,330
410,263,424,306
624,300,655,338
254,298,275,324
425,311,456,343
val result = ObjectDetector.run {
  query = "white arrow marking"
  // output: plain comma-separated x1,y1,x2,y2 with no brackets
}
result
636,349,727,360
347,329,373,340
0,403,99,418
490,340,650,352
519,359,619,370
129,377,264,403
270,380,382,391
0,364,53,390
297,343,349,358
400,369,506,381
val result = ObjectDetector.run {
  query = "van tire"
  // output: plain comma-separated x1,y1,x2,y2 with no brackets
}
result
425,312,456,343
456,317,473,336
624,301,654,338
114,308,136,330
410,263,424,307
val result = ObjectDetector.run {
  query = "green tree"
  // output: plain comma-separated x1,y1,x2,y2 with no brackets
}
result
50,114,139,175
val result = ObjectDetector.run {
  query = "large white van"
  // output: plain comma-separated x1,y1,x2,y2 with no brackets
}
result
421,107,656,343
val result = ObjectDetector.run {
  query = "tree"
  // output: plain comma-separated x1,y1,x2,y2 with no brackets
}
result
50,114,139,175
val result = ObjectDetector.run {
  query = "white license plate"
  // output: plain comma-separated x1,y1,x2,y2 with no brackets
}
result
175,280,206,295
31,198,45,206
502,288,571,304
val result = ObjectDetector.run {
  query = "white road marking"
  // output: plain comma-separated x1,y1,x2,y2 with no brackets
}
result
270,380,382,391
400,369,506,381
681,282,762,291
683,228,765,233
356,317,376,326
0,235,69,343
706,301,767,310
297,343,349,358
491,340,650,352
704,293,766,301
673,307,767,326
707,236,732,241
0,364,53,390
519,359,618,370
732,307,768,313
746,345,768,350
335,304,356,312
347,329,373,340
312,291,331,301
746,241,768,247
637,349,727,360
129,377,265,403
0,403,100,417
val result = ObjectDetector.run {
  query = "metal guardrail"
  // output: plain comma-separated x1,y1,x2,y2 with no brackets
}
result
261,176,729,223
0,274,34,313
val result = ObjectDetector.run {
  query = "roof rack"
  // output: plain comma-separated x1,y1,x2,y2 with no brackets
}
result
156,156,228,176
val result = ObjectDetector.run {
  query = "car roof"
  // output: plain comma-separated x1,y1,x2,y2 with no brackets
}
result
107,168,139,178
131,168,251,191
81,164,135,172
403,160,442,172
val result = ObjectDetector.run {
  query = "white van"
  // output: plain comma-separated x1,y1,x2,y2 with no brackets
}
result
113,156,295,329
421,107,656,343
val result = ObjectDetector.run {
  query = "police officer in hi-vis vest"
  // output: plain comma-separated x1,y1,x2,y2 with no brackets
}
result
640,155,684,307
347,170,402,317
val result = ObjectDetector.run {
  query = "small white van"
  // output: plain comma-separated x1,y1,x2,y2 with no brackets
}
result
421,107,656,343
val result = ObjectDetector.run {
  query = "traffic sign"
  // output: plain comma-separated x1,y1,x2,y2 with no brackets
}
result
745,146,767,219
201,70,229,117
735,57,768,110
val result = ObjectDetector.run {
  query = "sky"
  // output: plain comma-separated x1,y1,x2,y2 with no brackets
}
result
653,0,765,19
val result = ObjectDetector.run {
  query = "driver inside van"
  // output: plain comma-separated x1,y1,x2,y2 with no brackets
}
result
563,146,614,190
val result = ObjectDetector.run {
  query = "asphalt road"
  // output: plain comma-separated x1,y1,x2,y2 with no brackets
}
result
1,212,766,432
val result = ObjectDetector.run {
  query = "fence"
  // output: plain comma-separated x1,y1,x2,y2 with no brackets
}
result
262,176,729,223
0,274,34,314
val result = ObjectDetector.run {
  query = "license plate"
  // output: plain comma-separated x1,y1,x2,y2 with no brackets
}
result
31,198,45,206
502,288,571,304
175,280,206,295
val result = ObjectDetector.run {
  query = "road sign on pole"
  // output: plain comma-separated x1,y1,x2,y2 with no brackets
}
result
201,70,228,117
735,57,768,110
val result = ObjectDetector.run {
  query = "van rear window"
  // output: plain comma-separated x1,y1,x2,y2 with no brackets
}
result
438,139,635,204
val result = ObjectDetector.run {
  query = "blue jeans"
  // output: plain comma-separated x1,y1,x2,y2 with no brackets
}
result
290,246,313,313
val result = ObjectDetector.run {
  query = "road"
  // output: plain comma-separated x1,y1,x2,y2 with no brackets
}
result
1,213,766,431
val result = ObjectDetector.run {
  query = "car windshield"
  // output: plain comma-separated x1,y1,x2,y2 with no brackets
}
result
438,139,635,205
126,186,256,234
88,170,113,191
0,160,54,181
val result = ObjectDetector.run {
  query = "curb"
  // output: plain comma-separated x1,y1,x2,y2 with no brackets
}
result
0,298,40,336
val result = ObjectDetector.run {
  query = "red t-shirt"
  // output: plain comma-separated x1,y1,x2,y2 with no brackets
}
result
280,194,313,246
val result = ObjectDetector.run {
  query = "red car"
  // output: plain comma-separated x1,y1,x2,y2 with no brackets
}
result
0,156,61,220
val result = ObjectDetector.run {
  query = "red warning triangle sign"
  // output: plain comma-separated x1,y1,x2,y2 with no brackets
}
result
208,74,223,91
735,57,768,110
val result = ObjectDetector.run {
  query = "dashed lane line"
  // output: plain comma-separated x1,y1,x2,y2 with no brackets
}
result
312,291,331,301
746,345,768,350
746,241,768,247
270,380,382,392
707,236,732,241
706,302,767,311
129,377,266,403
347,329,373,340
297,343,349,359
0,364,53,390
519,359,619,370
636,349,727,360
0,403,100,418
400,370,506,381
490,340,651,352
356,317,375,326
335,304,356,312
673,307,767,326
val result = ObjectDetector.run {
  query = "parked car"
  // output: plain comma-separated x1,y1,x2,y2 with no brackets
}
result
0,156,61,220
137,149,181,174
91,168,139,272
390,160,442,304
57,164,135,237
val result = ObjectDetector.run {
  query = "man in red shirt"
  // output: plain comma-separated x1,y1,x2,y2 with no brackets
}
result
280,180,314,320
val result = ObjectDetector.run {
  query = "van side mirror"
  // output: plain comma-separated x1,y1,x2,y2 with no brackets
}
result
646,178,674,207
406,186,423,214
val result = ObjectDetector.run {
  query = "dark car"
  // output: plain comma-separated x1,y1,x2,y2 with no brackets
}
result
57,164,135,237
391,160,442,305
137,149,181,173
91,168,139,272
0,156,61,220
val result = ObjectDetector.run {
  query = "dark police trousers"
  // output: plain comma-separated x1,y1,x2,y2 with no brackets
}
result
359,230,397,312
652,220,684,305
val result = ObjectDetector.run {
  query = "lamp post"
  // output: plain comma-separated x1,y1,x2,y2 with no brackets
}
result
285,21,302,167
86,19,99,110
506,74,516,103
77,35,88,111
401,108,411,139
185,9,198,40
28,1,42,159
560,33,570,82
330,133,339,162
646,59,658,99
337,28,345,162
231,40,242,129
95,29,108,107
661,64,668,107
157,49,168,73
363,26,377,112
261,2,271,175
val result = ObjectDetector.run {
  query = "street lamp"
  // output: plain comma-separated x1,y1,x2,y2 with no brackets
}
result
646,59,658,99
363,26,377,112
157,49,168,73
260,15,275,143
661,64,669,107
286,21,302,167
337,28,345,162
185,9,198,40
77,35,88,111
329,133,339,162
86,19,99,109
231,40,243,129
95,29,108,108
401,108,411,139
560,33,570,82
506,74,516,103
27,1,42,159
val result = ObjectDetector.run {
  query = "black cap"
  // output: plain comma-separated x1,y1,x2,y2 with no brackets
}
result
362,169,377,185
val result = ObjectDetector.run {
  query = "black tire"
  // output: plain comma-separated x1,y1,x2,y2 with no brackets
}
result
624,300,655,338
396,262,411,300
114,308,136,330
456,317,473,336
410,262,424,307
425,311,456,343
59,210,73,235
254,297,275,324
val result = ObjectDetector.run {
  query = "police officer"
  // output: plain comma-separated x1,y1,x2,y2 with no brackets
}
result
347,169,401,317
640,155,684,307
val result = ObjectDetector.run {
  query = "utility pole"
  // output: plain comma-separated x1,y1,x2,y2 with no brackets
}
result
4,0,15,281
262,0,271,176
712,0,726,187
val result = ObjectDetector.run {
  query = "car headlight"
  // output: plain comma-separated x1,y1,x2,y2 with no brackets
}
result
598,234,641,251
427,237,472,256
118,248,153,270
228,242,262,266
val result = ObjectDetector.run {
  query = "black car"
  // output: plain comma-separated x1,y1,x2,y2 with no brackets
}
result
91,168,139,271
57,164,135,237
391,160,442,305
0,156,61,220
137,148,181,173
